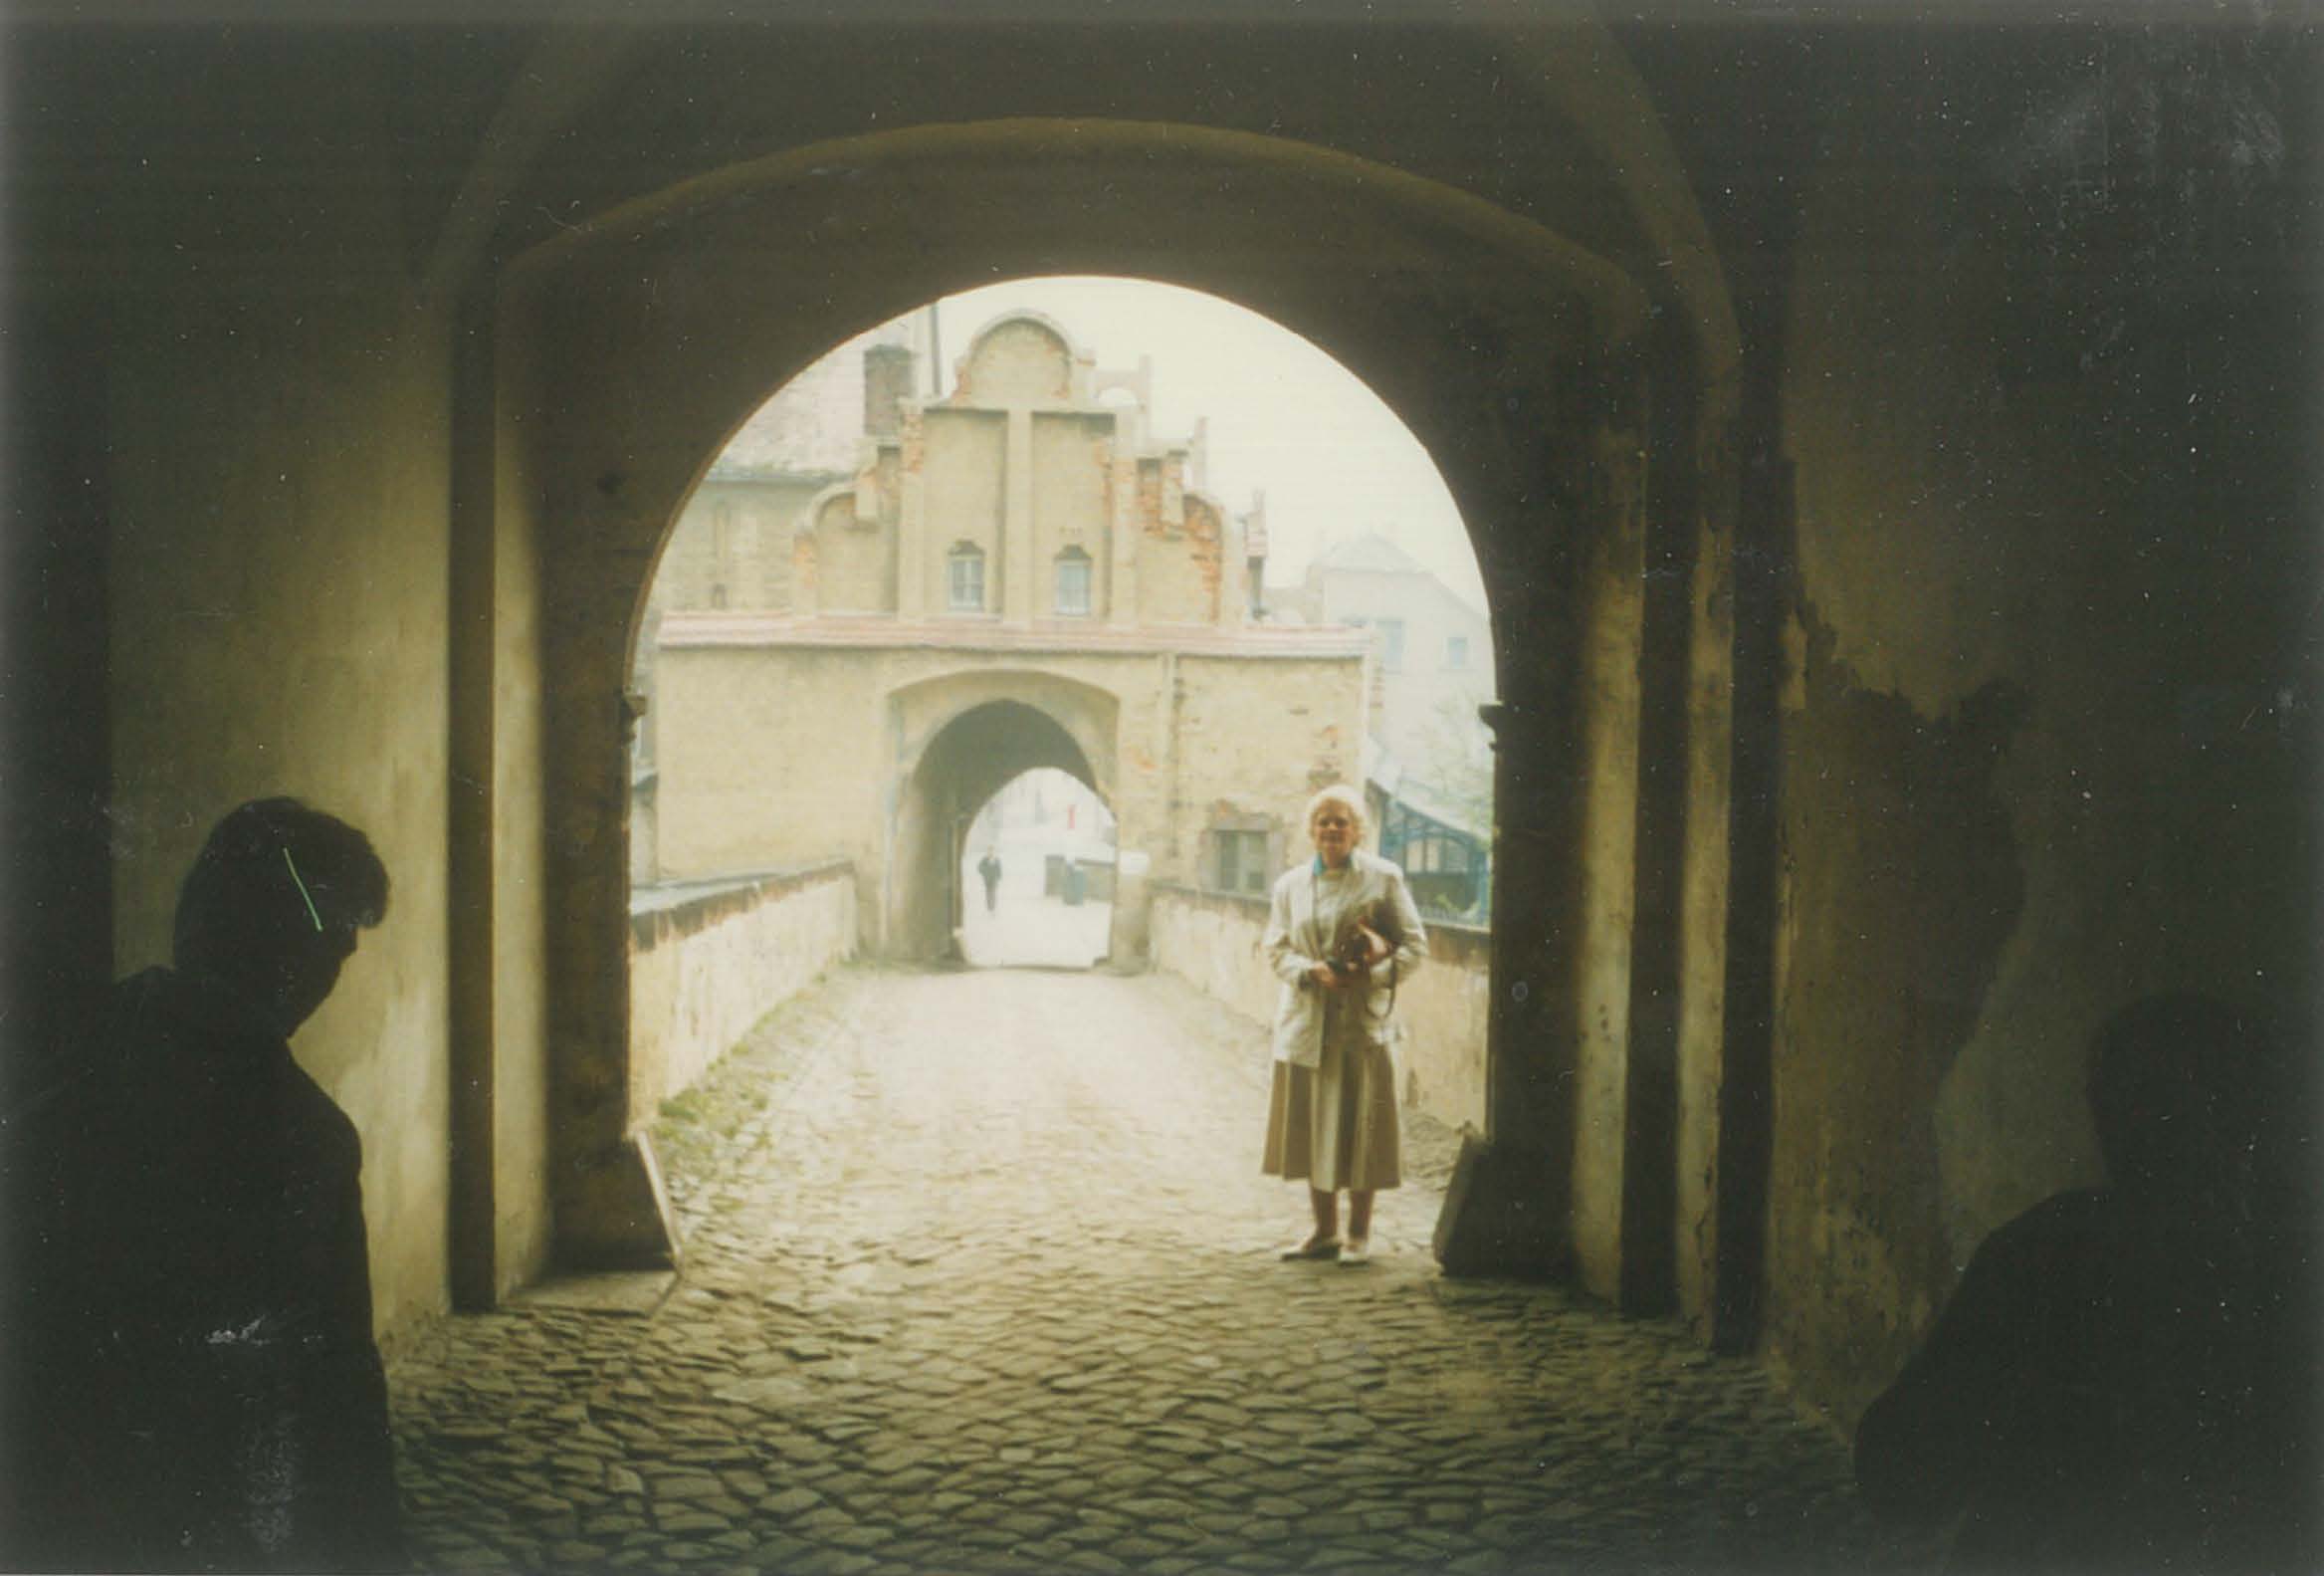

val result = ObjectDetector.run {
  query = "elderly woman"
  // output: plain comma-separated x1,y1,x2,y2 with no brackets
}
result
1262,784,1427,1265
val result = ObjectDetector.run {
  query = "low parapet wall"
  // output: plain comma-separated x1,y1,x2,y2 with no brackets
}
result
1148,882,1490,1131
629,860,857,1116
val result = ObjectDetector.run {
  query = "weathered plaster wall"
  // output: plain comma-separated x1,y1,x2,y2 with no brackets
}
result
1031,413,1113,617
812,487,897,615
628,863,857,1117
654,640,1364,954
1392,922,1494,1129
1763,33,2318,1421
90,82,461,1333
922,410,1007,604
1671,417,1739,1333
1165,653,1366,881
654,646,894,884
1149,885,1491,1130
959,319,1076,403
481,320,556,1301
1138,485,1219,627
1567,401,1651,1304
653,475,827,615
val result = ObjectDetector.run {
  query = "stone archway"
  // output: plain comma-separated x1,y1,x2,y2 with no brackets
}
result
890,699,1101,963
498,114,1743,1313
884,672,1124,965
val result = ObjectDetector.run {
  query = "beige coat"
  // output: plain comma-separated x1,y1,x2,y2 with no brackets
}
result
1262,849,1427,1067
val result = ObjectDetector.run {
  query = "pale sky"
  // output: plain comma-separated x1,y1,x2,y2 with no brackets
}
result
930,276,1487,612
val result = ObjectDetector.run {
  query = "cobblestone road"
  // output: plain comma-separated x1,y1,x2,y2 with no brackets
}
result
392,965,1923,1574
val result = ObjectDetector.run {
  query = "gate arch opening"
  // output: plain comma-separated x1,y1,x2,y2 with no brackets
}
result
958,768,1118,972
893,699,1102,964
623,271,1506,1258
527,116,1744,1329
626,277,1493,984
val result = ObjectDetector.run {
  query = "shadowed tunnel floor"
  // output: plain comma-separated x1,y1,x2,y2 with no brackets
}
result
389,966,1929,1574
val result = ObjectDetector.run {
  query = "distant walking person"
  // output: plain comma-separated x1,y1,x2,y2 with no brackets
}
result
4,798,408,1573
1855,993,2318,1571
1262,784,1425,1265
978,849,1002,913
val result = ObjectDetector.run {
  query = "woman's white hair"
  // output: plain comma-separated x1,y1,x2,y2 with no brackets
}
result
1304,783,1368,838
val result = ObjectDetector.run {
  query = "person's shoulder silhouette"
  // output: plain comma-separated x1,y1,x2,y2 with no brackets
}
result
4,798,408,1574
1857,993,2319,1571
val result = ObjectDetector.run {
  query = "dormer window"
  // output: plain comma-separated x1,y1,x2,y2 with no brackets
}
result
1054,548,1093,617
948,543,986,612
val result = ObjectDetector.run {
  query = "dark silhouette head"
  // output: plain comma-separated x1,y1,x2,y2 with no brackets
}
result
171,798,389,1036
2087,993,2280,1211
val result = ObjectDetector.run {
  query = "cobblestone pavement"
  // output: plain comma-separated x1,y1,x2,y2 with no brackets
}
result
392,965,1926,1574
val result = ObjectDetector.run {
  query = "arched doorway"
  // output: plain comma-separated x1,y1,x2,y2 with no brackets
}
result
957,767,1118,972
496,116,1744,1328
893,698,1106,963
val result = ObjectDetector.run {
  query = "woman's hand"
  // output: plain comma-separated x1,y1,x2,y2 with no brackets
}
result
1308,963,1344,990
1353,922,1389,966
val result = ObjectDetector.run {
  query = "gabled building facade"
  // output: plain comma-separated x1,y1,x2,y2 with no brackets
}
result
647,312,1370,959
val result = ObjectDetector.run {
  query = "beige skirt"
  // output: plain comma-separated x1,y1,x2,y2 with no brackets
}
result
1262,1034,1401,1193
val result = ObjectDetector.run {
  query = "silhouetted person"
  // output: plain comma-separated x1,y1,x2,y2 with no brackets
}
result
1856,993,2319,1572
4,799,406,1573
978,849,1002,913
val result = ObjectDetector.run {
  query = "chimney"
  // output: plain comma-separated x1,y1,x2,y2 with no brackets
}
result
863,342,915,440
1244,489,1269,619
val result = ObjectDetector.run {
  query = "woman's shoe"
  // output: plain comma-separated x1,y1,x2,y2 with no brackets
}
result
1338,1237,1372,1266
1280,1235,1342,1260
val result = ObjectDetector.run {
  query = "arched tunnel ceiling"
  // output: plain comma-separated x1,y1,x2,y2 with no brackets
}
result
916,701,1096,819
6,11,1736,447
465,15,1712,332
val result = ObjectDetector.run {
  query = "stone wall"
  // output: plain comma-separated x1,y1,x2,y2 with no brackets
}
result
628,861,858,1117
1748,31,2319,1424
1149,883,1490,1131
506,107,1645,1279
27,34,487,1331
654,639,1366,955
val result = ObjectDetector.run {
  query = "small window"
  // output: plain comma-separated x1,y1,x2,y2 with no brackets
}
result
1445,634,1469,671
1403,834,1472,875
1055,548,1093,617
948,544,985,611
1209,828,1270,896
